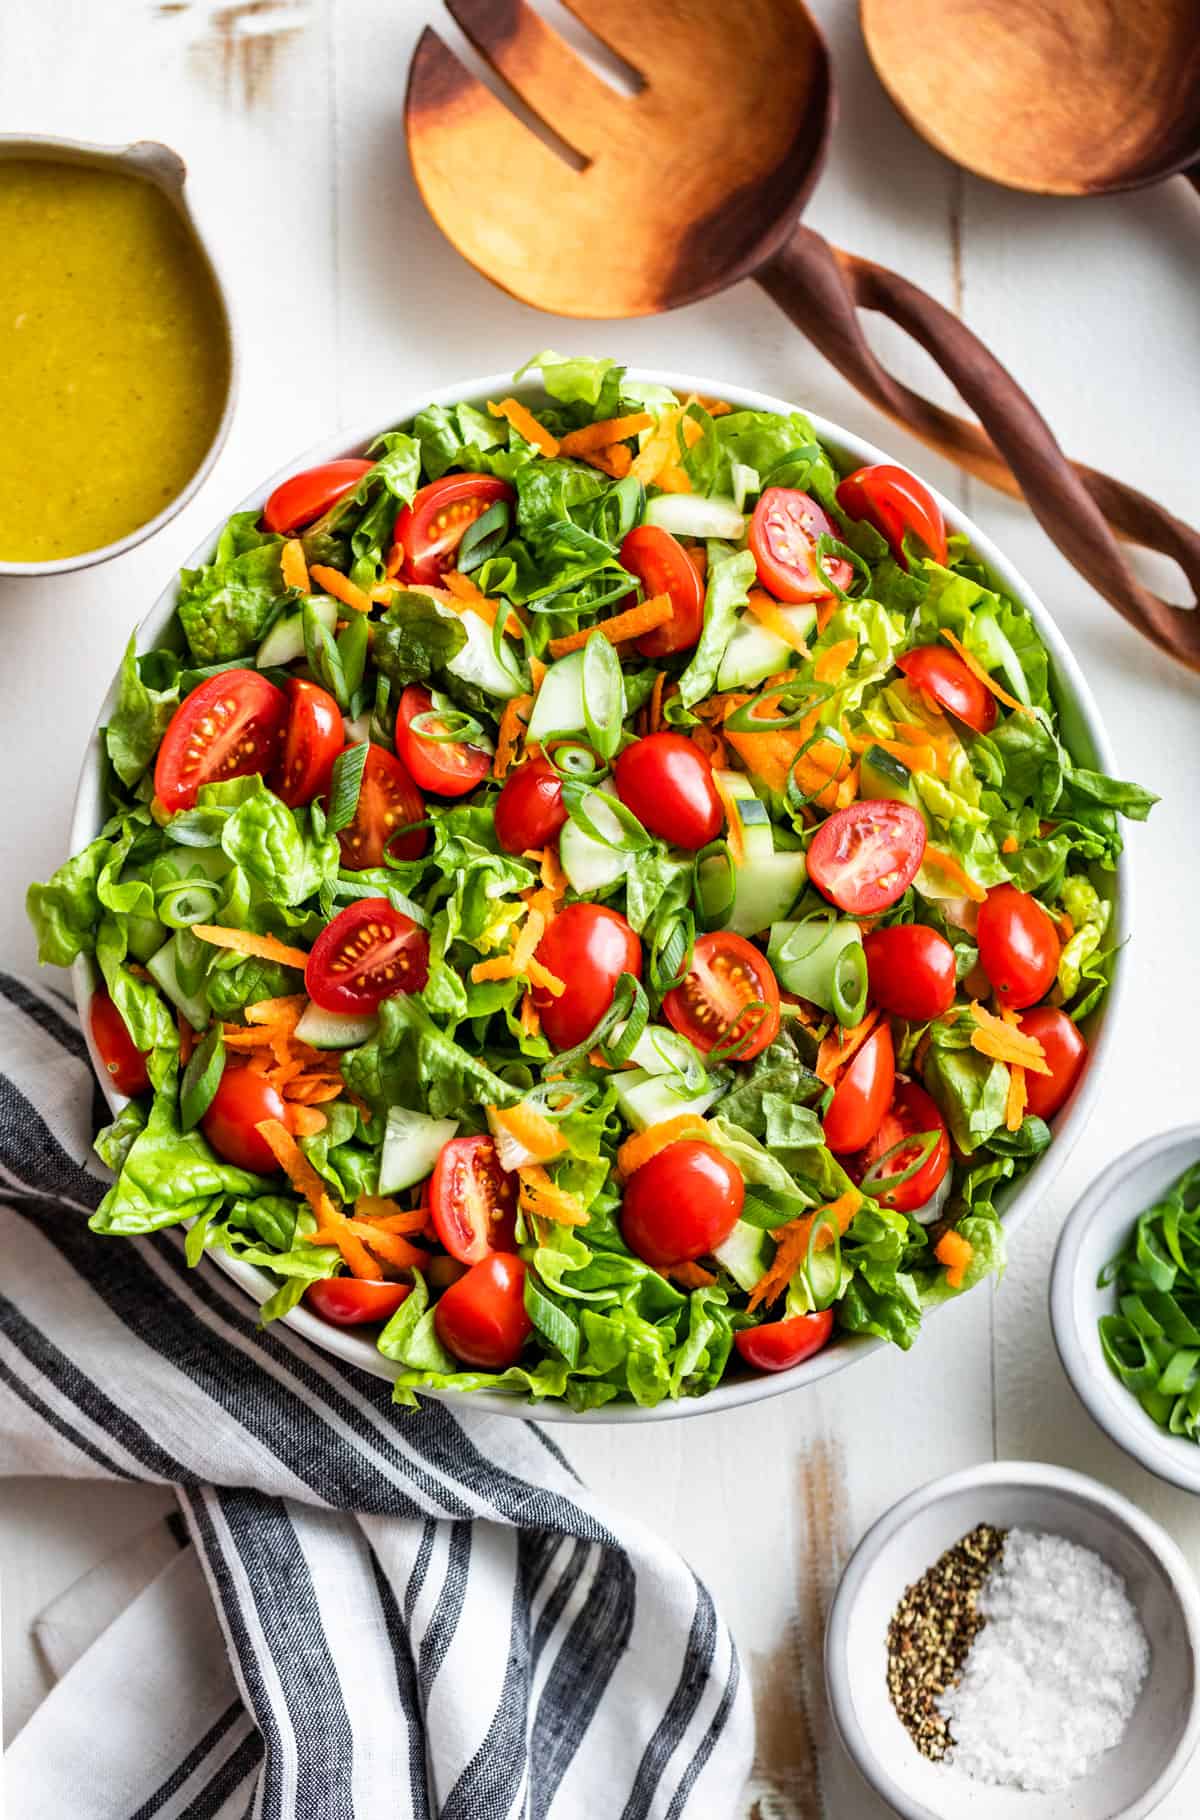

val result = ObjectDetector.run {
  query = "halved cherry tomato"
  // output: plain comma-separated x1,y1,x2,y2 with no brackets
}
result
619,525,706,656
434,1251,532,1369
614,732,723,851
90,991,150,1098
735,1309,834,1372
154,670,288,814
1017,1007,1087,1119
494,757,566,855
822,1022,896,1154
305,1279,412,1327
262,459,373,536
976,884,1059,1009
392,474,514,587
393,684,491,797
836,464,948,567
808,802,927,915
663,931,781,1062
430,1135,518,1265
621,1141,744,1266
532,903,642,1051
202,1066,288,1174
273,678,344,808
845,1078,949,1211
748,488,853,602
863,923,957,1022
335,744,426,869
305,898,430,1014
896,645,996,735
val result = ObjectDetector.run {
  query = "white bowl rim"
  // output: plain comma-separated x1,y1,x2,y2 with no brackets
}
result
824,1458,1200,1820
0,133,238,579
68,364,1129,1423
1051,1123,1200,1493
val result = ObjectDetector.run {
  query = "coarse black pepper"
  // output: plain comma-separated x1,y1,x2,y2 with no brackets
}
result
886,1523,1007,1760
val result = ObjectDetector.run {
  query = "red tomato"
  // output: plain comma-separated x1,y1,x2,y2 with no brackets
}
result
494,757,566,855
273,678,344,808
808,802,927,915
262,459,373,536
896,646,997,735
392,474,514,586
748,488,853,602
336,744,426,869
734,1309,834,1372
823,1023,896,1154
533,903,642,1051
434,1251,531,1369
90,991,150,1098
614,733,723,851
976,884,1059,1009
846,1078,949,1211
305,1278,412,1327
619,526,706,656
664,932,781,1062
393,685,492,797
430,1135,518,1265
305,898,430,1014
836,464,948,567
154,670,288,814
1018,1007,1088,1119
863,923,957,1022
620,1141,744,1267
202,1066,288,1174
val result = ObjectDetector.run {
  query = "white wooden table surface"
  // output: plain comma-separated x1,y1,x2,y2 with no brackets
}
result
2,1,1198,1812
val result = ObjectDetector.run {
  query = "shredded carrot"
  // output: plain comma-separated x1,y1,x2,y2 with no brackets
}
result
519,990,541,1041
814,638,858,683
257,1115,342,1215
1005,1062,1027,1131
712,771,749,863
526,957,565,996
815,1008,882,1086
617,1115,710,1180
694,394,732,417
309,564,371,615
285,1076,346,1105
221,1025,279,1050
815,599,837,635
745,588,812,657
280,538,309,593
630,409,683,485
558,413,654,457
340,1222,426,1271
580,442,634,479
920,846,987,904
305,1211,381,1280
691,724,729,771
442,569,523,637
488,1100,566,1164
539,844,568,899
935,1229,974,1289
354,1195,428,1231
665,1261,716,1289
517,1164,589,1227
529,654,548,692
548,592,672,660
488,397,559,458
1001,834,1019,855
493,694,531,779
193,926,309,969
511,908,546,976
939,630,1030,715
370,582,397,606
649,670,667,734
289,1106,328,1138
969,1001,1050,1073
747,1189,863,1312
1057,912,1075,942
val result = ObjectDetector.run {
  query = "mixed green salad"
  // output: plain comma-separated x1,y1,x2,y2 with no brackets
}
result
29,352,1156,1411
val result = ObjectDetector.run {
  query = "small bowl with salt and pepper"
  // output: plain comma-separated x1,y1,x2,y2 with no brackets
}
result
825,1460,1200,1820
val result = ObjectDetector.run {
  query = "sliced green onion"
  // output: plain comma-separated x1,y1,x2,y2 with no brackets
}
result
860,1130,940,1196
545,740,606,782
692,840,735,932
174,927,209,996
814,533,872,602
600,976,649,1066
775,911,838,967
337,609,369,702
409,703,486,743
804,1208,843,1311
830,940,868,1027
179,1023,225,1133
383,819,435,866
326,741,369,836
489,592,529,689
524,1080,598,1121
582,634,624,760
157,880,222,930
650,908,695,997
561,781,650,852
785,724,852,816
545,970,642,1075
724,681,832,733
705,999,769,1065
759,443,823,490
457,499,510,573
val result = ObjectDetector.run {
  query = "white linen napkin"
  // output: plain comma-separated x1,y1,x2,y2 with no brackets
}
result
0,973,753,1819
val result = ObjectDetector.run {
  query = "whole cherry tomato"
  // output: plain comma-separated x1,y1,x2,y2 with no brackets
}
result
90,991,150,1098
434,1252,532,1369
976,884,1059,1009
620,525,706,657
836,464,948,567
896,646,996,735
262,459,372,535
614,732,723,851
822,1022,896,1154
393,684,491,797
863,923,957,1022
845,1078,950,1212
202,1066,288,1175
494,757,566,855
532,903,642,1051
734,1310,834,1372
663,932,781,1062
620,1141,744,1266
1018,1007,1088,1119
305,1279,412,1326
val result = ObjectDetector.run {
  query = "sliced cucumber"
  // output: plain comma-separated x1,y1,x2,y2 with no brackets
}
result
768,916,862,1010
713,769,774,864
257,595,336,669
705,849,808,938
730,462,760,514
528,649,581,744
294,1003,378,1050
643,494,745,541
612,1067,726,1133
146,934,210,1032
716,603,816,690
444,606,524,700
560,818,627,895
713,1219,774,1293
860,744,920,809
378,1107,459,1195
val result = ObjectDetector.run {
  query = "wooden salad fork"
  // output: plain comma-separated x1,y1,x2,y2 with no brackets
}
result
406,0,1200,670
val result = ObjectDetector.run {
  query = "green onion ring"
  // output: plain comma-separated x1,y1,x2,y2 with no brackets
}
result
803,1208,843,1311
859,1130,940,1195
692,840,735,932
829,941,869,1028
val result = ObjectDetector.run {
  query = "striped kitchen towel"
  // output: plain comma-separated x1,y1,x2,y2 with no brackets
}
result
0,972,753,1820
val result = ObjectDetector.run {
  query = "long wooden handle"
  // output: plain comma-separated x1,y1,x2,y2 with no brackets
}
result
758,224,1200,670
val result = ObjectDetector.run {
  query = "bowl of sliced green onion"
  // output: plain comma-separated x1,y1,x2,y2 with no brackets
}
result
1052,1127,1200,1491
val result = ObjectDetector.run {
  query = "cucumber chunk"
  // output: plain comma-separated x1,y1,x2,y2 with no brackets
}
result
294,1003,378,1050
612,1068,725,1133
257,595,336,669
643,494,745,541
527,648,628,746
443,606,524,700
705,849,807,938
860,744,919,809
146,934,210,1032
716,604,816,690
378,1106,459,1194
768,916,863,1010
713,1219,774,1293
713,769,775,865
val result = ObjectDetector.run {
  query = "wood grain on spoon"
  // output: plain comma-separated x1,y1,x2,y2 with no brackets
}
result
861,0,1200,195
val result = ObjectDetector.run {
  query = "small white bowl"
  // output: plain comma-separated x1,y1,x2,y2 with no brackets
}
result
1051,1127,1200,1494
825,1461,1200,1820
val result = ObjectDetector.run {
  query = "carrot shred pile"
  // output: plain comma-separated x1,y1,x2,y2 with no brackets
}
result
193,926,309,970
470,906,564,995
442,569,522,636
558,413,654,457
548,592,672,660
493,694,532,779
815,1008,881,1086
582,444,634,479
921,845,987,903
939,630,1030,715
813,638,858,683
517,1165,588,1226
488,397,559,458
934,1229,974,1289
617,1115,710,1180
969,1001,1051,1074
280,539,310,593
309,564,372,615
747,1189,862,1312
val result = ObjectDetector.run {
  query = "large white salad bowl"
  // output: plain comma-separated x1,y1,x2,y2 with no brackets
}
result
70,369,1129,1422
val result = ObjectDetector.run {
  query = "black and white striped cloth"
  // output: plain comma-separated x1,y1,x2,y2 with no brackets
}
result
0,973,753,1819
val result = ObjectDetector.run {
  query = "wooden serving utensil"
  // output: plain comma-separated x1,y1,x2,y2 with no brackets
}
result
407,0,1200,668
860,0,1200,200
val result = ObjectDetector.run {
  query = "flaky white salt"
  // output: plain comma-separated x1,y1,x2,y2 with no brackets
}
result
937,1527,1150,1791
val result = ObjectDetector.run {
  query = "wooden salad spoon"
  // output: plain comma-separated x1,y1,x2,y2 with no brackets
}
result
860,0,1200,200
406,0,1200,670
